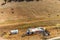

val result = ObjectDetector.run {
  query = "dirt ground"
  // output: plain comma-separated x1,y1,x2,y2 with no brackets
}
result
0,0,60,40
0,26,60,40
0,37,7,40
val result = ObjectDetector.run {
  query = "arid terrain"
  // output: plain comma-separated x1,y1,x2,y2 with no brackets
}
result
0,0,60,40
0,0,60,24
0,24,60,40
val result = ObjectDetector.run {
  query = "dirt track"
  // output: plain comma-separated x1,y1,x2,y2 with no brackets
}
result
0,19,49,27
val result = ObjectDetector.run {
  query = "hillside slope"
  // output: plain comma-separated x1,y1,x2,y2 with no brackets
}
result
0,0,60,24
